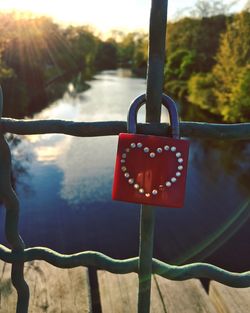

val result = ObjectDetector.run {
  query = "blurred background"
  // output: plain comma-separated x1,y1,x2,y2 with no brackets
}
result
0,0,249,272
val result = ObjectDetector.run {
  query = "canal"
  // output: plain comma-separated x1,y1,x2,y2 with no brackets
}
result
0,69,249,272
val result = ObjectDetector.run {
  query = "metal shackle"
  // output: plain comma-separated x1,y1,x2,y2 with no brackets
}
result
127,93,180,138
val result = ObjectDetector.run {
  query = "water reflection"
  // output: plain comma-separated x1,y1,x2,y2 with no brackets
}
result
6,135,33,195
0,70,249,272
58,137,115,206
36,70,147,122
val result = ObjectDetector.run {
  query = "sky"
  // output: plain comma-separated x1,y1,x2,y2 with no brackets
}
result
0,0,247,34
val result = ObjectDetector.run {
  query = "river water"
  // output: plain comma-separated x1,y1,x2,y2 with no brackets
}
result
1,70,249,271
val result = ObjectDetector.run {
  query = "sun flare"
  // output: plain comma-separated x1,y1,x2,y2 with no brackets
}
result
0,0,150,34
0,0,247,34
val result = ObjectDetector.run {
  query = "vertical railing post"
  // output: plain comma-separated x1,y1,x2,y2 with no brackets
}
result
138,1,168,313
0,86,30,313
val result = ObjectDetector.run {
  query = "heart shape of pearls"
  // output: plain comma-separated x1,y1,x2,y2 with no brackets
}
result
120,141,184,197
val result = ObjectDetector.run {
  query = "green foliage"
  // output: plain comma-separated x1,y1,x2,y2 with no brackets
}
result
164,49,197,102
188,73,217,112
95,40,118,70
164,14,227,110
0,13,149,117
0,8,249,122
221,66,250,122
166,15,227,71
0,14,15,82
0,60,14,80
191,0,237,17
0,13,103,117
212,11,250,121
64,26,99,77
166,10,250,122
165,49,197,80
117,32,148,74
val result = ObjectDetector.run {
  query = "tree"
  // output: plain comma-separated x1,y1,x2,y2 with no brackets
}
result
188,11,250,122
164,15,227,103
213,11,250,121
166,15,227,69
245,0,250,11
95,40,118,70
118,32,148,71
0,13,15,81
229,66,250,121
190,0,238,18
188,73,217,112
164,49,197,101
64,26,99,77
0,12,101,117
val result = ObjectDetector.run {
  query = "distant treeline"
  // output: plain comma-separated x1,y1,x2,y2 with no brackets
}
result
0,13,111,117
0,9,249,121
165,11,250,122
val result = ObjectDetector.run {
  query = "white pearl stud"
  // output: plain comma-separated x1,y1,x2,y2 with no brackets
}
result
123,142,184,196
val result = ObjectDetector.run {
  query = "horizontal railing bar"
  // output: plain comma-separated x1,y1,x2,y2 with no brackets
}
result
1,118,250,140
0,245,249,288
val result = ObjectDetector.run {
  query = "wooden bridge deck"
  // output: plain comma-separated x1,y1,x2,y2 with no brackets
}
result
0,261,249,312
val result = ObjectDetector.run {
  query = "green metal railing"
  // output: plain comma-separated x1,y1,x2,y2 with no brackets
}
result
0,1,250,313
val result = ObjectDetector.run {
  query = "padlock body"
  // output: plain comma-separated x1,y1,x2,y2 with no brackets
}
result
112,133,189,208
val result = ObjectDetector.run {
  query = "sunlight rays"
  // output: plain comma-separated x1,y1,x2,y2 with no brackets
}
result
3,15,79,82
0,0,150,33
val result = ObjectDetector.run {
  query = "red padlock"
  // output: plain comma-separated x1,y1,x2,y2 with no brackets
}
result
112,94,189,208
